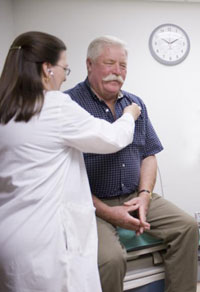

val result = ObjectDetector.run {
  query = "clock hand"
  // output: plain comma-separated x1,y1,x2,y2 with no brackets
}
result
169,38,179,44
161,38,170,44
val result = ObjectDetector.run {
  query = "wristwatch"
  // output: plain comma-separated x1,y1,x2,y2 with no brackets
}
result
138,189,152,199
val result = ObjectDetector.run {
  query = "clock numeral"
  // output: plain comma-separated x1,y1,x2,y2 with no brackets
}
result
176,55,179,59
154,41,157,45
163,55,165,59
156,49,159,53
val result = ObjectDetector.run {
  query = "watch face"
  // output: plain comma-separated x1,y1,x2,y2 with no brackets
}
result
149,23,190,65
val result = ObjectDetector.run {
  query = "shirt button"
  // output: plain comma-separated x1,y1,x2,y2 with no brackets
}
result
105,108,109,112
121,183,124,187
122,163,125,167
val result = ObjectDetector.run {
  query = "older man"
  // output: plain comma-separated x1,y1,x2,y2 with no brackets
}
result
66,36,199,292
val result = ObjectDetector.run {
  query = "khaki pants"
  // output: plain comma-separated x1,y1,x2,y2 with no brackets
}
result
97,193,199,292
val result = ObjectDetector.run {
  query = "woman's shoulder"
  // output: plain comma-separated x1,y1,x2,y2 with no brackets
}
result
45,90,70,100
44,90,72,106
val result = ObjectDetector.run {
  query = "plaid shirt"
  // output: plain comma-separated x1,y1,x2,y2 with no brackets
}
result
65,79,163,198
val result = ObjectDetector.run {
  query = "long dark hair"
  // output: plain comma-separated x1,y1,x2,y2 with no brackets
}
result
0,31,66,124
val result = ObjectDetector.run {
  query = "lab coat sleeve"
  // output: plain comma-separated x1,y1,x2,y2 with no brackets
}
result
60,93,135,154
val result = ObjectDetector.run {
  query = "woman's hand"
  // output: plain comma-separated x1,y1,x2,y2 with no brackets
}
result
123,103,141,121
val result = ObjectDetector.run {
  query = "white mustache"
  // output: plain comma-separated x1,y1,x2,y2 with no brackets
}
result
102,74,124,84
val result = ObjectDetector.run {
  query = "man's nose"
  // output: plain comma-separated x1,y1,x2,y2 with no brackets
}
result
112,63,122,75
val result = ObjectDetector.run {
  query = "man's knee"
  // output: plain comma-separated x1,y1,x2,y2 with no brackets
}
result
185,215,199,237
181,213,198,230
178,213,199,244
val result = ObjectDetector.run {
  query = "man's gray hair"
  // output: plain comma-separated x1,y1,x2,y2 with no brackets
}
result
87,35,128,60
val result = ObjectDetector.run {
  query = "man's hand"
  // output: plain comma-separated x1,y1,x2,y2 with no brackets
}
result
124,195,151,235
107,204,141,231
92,194,150,234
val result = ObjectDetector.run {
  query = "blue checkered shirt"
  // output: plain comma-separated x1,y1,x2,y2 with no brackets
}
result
65,79,163,198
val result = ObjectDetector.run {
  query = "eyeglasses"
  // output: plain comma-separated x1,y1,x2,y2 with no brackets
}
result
55,64,71,76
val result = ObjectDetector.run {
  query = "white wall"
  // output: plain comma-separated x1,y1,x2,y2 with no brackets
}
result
1,0,200,215
0,0,14,73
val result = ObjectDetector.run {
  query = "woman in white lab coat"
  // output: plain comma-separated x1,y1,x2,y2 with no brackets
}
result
0,31,141,292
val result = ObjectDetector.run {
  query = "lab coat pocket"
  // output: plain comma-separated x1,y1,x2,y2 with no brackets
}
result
62,202,98,256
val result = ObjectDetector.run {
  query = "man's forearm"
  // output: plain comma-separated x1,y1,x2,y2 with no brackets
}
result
138,155,157,193
92,195,112,221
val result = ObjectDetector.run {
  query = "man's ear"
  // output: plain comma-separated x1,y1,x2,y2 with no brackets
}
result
86,58,92,73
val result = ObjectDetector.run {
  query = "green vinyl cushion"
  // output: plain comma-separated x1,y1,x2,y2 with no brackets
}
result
118,227,164,252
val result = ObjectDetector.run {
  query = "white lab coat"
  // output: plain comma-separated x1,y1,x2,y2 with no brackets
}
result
0,91,135,292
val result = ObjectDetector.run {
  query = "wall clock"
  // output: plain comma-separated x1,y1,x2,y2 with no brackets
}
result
149,23,190,66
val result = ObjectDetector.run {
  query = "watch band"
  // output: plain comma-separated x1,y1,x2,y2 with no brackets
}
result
138,189,152,199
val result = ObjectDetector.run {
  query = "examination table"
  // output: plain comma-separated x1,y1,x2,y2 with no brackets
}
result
118,228,166,292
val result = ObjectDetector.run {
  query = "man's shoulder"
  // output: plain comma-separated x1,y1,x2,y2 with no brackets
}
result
65,80,87,96
64,80,91,104
64,80,95,111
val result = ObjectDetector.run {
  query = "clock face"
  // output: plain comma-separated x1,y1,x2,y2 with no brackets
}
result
149,24,190,65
